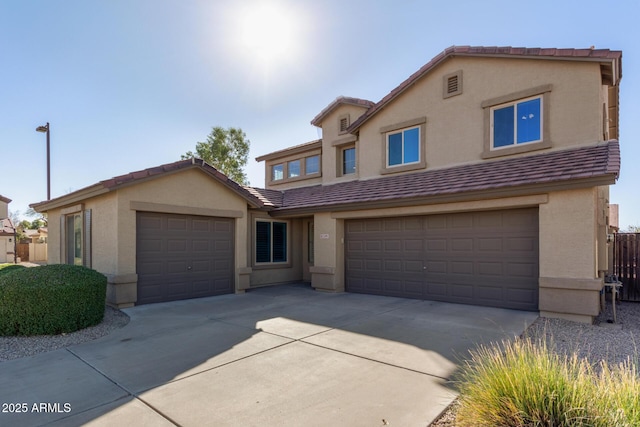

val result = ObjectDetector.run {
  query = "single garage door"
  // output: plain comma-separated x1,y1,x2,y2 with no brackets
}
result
345,208,539,311
136,212,234,305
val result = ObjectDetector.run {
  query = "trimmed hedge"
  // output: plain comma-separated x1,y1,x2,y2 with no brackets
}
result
0,264,26,277
0,264,107,336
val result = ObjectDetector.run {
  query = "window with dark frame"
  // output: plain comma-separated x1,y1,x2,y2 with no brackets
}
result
342,147,356,175
256,220,287,263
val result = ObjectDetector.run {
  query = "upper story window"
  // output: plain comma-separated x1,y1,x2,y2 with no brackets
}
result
268,154,321,184
387,126,420,167
272,164,284,181
343,147,356,175
288,160,301,178
379,117,427,175
305,155,320,175
481,84,552,159
491,95,542,149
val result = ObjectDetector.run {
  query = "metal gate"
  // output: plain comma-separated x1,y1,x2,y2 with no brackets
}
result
613,233,640,301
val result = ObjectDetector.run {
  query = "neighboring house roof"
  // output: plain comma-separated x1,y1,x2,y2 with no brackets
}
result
0,218,15,235
349,45,622,132
265,140,620,215
0,195,11,204
310,96,375,127
31,158,270,212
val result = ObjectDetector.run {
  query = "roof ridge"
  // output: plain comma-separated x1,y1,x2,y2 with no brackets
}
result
348,45,621,132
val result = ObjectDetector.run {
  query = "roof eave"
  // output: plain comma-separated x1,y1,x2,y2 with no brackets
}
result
268,174,618,217
30,184,110,213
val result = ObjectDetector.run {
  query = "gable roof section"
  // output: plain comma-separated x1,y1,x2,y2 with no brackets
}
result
310,96,375,127
349,45,622,132
0,195,11,204
0,218,15,235
31,158,268,212
264,141,620,215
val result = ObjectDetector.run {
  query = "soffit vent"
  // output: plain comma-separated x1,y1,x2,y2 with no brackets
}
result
443,70,463,99
339,116,349,132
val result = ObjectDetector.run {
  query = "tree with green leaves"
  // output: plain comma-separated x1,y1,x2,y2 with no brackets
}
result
182,126,251,185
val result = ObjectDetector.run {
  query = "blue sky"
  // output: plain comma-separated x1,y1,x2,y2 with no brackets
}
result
2,0,638,229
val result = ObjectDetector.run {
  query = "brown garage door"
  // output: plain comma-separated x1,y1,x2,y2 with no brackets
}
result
136,212,234,305
345,208,539,311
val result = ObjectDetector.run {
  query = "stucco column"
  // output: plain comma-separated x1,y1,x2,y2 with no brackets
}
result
310,212,344,292
539,188,602,323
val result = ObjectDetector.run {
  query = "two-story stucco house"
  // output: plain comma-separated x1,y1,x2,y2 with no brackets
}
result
32,46,622,323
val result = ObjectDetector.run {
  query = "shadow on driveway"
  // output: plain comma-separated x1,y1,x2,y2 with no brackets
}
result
0,283,538,427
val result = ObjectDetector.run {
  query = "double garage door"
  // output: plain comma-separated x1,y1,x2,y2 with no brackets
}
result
345,208,539,311
136,212,234,305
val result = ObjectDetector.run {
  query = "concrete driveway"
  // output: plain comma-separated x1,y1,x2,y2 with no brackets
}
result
0,284,538,426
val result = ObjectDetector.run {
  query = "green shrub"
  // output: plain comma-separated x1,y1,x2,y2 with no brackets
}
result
455,336,640,427
0,264,26,276
0,264,107,336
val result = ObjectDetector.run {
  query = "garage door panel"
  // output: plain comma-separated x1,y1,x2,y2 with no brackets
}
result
167,239,188,253
506,237,536,252
346,208,539,311
426,239,447,251
478,238,503,251
451,238,473,251
138,238,163,254
451,261,473,275
136,212,234,305
478,262,503,276
506,262,537,278
167,260,188,274
167,217,188,231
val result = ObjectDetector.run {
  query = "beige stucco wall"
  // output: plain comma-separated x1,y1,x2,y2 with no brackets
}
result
0,200,8,219
342,57,604,181
0,236,12,263
45,168,252,306
320,104,370,185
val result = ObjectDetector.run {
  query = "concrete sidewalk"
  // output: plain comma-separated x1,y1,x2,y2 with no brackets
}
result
0,284,538,426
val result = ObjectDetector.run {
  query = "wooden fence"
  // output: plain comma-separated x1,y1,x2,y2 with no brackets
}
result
613,233,640,301
17,243,29,262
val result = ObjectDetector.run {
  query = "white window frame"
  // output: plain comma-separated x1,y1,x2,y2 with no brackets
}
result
385,125,421,168
490,94,544,150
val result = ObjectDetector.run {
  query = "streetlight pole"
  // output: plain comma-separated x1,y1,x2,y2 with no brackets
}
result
35,122,50,200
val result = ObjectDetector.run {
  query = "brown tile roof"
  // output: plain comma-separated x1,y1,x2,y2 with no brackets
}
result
0,195,11,204
245,187,283,208
266,141,620,214
32,158,270,211
349,46,622,132
101,158,270,208
0,218,15,235
311,96,375,127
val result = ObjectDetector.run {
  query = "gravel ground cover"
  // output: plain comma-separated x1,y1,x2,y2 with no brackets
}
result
0,306,130,362
431,298,640,426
